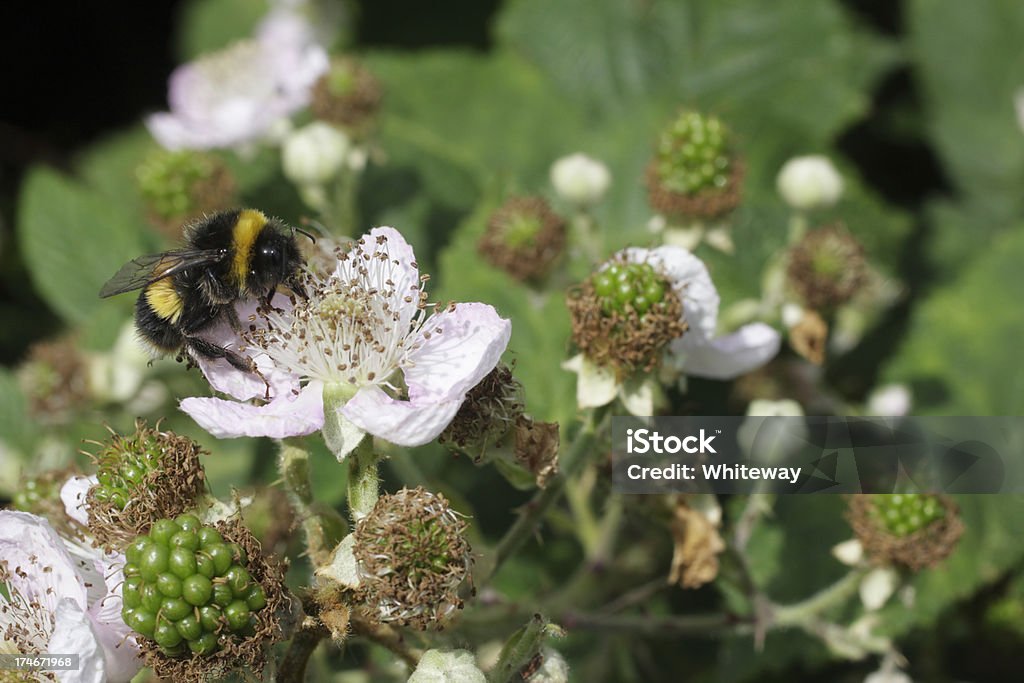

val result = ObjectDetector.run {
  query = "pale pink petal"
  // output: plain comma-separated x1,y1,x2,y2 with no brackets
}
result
192,299,300,401
0,511,87,614
336,226,422,330
180,380,325,438
60,475,96,527
48,599,107,683
144,112,196,151
678,322,781,380
87,594,142,683
404,302,512,402
342,385,464,447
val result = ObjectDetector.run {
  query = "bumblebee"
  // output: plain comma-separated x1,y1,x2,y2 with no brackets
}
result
100,208,308,379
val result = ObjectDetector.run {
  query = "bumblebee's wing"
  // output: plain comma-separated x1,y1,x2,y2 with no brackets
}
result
99,249,226,298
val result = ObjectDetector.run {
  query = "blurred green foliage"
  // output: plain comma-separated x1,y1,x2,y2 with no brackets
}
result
5,0,1024,681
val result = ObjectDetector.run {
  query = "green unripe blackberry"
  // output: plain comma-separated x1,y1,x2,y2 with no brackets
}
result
646,110,745,220
869,494,945,538
655,111,731,195
567,257,686,375
85,422,207,552
847,494,964,571
120,517,268,658
92,432,166,512
592,262,669,317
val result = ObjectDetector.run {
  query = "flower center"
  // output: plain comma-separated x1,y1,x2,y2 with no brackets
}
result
248,236,428,390
192,41,277,106
501,214,543,248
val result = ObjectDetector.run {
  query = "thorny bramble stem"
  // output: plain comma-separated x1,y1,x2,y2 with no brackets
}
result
478,410,605,586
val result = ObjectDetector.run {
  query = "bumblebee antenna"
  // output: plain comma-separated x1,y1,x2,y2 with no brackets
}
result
292,225,317,244
297,217,329,244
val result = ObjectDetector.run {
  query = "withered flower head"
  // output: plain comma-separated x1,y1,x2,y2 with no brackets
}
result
478,196,566,282
352,487,472,630
136,149,237,240
668,496,725,589
310,57,383,132
847,494,964,571
786,224,866,312
646,110,744,221
17,335,89,426
789,309,829,365
567,256,686,377
440,363,524,457
84,421,206,551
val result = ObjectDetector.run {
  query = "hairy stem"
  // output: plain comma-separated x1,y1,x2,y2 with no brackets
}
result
278,616,328,683
771,568,867,627
347,437,380,521
278,438,347,566
350,614,423,669
563,611,745,638
478,413,602,585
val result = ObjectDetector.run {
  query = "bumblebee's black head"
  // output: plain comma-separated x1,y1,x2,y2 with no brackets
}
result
248,218,306,298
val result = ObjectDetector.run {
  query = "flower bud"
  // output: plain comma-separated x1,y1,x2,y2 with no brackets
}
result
85,421,207,551
17,334,89,426
867,384,911,417
776,155,843,210
282,121,351,186
408,649,486,683
859,567,899,611
310,57,383,131
550,153,611,206
478,196,566,282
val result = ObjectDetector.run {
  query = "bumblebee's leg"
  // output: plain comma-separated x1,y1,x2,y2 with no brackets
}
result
223,305,244,334
185,336,271,399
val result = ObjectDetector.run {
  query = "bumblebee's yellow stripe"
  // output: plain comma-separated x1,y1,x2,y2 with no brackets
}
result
145,277,183,323
231,209,268,288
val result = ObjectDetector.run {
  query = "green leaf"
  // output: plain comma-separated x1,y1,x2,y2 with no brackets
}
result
366,50,589,210
908,0,1024,219
883,227,1024,414
18,168,146,325
0,369,34,454
74,126,157,234
176,0,266,60
498,0,898,144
